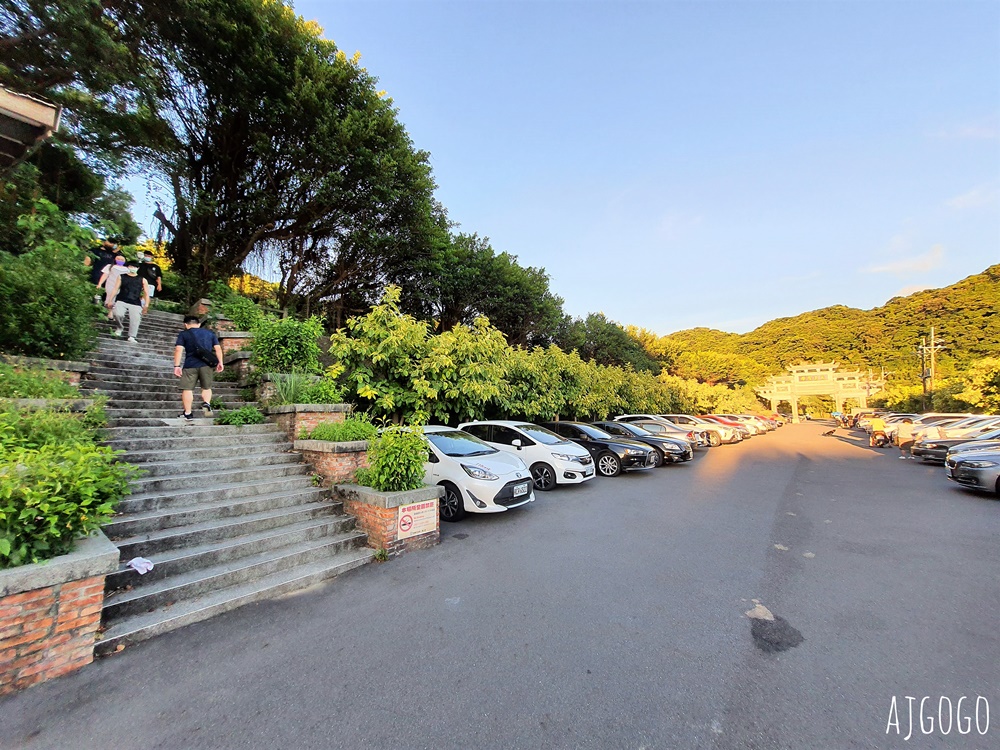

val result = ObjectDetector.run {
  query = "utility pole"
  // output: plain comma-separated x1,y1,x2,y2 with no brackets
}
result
916,328,946,411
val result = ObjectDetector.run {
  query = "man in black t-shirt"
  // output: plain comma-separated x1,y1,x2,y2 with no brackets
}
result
106,261,150,342
138,251,163,303
174,316,224,421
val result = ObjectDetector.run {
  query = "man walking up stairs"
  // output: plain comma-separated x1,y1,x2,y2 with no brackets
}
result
82,310,372,654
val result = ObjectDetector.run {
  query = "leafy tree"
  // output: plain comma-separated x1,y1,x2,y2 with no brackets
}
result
422,317,508,424
554,313,661,373
328,286,435,423
956,358,1000,413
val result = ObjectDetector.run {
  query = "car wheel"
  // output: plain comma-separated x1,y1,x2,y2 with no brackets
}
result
530,462,556,491
708,432,722,447
650,449,664,468
597,453,621,477
438,482,466,522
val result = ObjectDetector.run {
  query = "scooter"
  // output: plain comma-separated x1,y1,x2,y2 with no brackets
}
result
871,430,890,448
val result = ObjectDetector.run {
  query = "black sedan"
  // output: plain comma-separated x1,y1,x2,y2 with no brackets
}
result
541,421,657,476
913,428,1000,463
592,421,693,465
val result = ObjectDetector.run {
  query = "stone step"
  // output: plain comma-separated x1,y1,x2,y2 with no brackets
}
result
129,463,309,495
130,450,301,478
95,547,373,655
92,395,246,409
105,485,331,537
123,441,293,464
115,475,320,514
103,423,281,441
84,387,245,401
106,431,287,453
83,373,243,388
104,515,354,592
103,528,366,623
106,417,216,428
112,501,338,559
106,408,221,419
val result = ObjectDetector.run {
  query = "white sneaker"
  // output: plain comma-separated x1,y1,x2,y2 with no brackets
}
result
898,455,907,460
127,337,138,343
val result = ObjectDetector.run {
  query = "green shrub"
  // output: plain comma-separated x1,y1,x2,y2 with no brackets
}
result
220,294,266,332
304,414,376,442
251,316,323,374
214,368,238,382
361,425,426,492
0,247,98,361
0,403,98,450
214,405,266,426
301,367,345,404
0,364,81,399
0,443,140,568
268,371,314,405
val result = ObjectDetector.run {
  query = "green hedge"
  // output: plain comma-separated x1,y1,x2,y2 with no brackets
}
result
303,414,376,442
214,405,266,425
0,402,137,569
0,246,98,361
0,443,139,568
0,364,81,399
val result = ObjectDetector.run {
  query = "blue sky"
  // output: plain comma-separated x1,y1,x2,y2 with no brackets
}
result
133,0,1000,335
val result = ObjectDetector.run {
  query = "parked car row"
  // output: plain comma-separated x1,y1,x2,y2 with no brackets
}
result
860,411,1000,497
421,414,782,521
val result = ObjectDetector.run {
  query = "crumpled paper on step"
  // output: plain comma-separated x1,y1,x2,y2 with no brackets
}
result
127,557,154,575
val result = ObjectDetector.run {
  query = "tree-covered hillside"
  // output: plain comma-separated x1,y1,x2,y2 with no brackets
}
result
654,264,1000,385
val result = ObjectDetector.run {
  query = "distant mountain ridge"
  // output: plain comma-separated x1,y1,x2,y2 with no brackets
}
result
659,264,1000,382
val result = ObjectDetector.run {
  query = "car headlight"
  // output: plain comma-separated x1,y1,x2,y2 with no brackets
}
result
962,460,999,469
624,448,643,455
551,452,581,463
461,464,499,480
921,443,939,449
664,444,683,452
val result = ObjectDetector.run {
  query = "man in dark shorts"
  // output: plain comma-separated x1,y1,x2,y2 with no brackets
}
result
173,316,224,422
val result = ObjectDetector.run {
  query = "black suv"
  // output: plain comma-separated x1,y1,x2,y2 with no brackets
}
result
541,421,656,476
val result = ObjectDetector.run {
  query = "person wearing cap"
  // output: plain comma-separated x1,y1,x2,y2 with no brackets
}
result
105,260,150,342
138,250,163,305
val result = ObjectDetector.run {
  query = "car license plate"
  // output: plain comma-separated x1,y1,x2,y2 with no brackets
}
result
584,468,593,477
513,482,529,498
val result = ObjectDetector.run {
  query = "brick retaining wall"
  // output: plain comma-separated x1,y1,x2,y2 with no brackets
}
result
267,404,351,441
0,533,119,695
295,439,369,486
333,485,442,558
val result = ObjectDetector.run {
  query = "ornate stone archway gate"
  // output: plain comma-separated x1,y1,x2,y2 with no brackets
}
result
756,362,885,423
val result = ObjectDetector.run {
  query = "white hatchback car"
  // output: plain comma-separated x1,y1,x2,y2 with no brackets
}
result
422,426,535,522
458,420,595,491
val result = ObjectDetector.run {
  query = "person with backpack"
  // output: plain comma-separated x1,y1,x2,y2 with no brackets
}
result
173,316,225,422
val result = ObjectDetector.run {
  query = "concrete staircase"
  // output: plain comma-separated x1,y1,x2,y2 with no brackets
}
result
86,310,372,655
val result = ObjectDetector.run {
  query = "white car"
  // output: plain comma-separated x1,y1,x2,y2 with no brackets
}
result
422,426,535,522
457,420,595,491
656,414,740,446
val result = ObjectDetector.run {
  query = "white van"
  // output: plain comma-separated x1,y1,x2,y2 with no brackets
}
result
458,420,595,491
423,426,535,522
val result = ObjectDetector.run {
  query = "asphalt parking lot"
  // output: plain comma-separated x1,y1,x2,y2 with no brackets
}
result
1,422,997,750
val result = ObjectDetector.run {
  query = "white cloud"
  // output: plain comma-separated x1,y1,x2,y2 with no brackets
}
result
864,245,945,275
932,117,1000,141
946,185,1000,210
891,285,933,298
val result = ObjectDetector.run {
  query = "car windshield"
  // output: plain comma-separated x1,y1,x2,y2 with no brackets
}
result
426,430,498,457
576,424,614,440
516,424,569,445
970,428,1000,440
604,422,649,437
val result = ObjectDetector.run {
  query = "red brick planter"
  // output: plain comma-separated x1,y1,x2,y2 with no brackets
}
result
332,484,443,558
295,439,369,486
0,532,119,695
266,403,352,441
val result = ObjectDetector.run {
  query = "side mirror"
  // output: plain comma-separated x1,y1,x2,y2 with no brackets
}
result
427,450,439,464
511,438,522,450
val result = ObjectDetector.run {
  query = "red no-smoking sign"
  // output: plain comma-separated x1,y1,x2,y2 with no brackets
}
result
398,514,413,533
